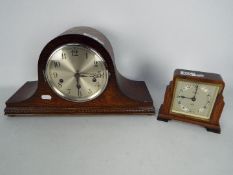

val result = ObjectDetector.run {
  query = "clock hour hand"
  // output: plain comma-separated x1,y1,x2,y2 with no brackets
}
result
178,95,192,99
74,72,82,93
178,95,197,102
178,85,199,101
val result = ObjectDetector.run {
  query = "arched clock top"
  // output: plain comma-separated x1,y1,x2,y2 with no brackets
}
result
5,27,155,115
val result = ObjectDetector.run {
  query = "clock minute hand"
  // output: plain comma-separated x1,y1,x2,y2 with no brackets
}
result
80,72,102,78
78,73,94,78
194,85,198,97
191,84,199,101
78,73,98,83
79,74,89,77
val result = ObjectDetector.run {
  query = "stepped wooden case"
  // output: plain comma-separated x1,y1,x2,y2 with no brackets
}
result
5,27,155,115
158,69,225,133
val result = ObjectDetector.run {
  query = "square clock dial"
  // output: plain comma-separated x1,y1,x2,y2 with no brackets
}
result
171,79,220,120
158,69,225,133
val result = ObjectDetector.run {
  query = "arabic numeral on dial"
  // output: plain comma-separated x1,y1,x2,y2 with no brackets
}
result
71,49,78,56
53,72,58,78
96,71,104,78
62,52,66,59
94,60,98,67
67,88,71,94
100,72,104,78
88,89,93,94
96,81,100,88
54,61,60,68
58,82,62,88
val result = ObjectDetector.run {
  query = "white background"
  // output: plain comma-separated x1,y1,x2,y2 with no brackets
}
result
0,0,233,175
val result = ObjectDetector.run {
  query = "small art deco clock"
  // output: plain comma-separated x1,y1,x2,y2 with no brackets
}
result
5,27,155,115
158,69,225,133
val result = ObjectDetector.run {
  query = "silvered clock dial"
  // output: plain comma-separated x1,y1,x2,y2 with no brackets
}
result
45,44,109,102
171,80,220,120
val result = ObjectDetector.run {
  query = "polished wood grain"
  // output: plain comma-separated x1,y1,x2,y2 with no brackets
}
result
5,27,155,115
157,69,225,134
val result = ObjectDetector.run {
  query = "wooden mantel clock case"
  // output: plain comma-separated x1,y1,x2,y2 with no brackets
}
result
5,27,155,115
158,69,225,134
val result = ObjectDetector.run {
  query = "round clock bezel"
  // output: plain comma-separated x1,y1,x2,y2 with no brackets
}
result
45,43,109,103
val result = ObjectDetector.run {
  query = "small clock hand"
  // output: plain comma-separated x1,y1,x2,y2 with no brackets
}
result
191,84,199,101
78,73,98,83
77,83,81,96
76,78,81,96
80,72,103,78
79,74,89,77
178,95,192,99
77,73,94,78
74,72,82,95
74,72,80,79
194,85,198,97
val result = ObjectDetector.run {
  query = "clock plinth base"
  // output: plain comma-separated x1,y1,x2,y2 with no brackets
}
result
158,105,221,134
5,81,155,115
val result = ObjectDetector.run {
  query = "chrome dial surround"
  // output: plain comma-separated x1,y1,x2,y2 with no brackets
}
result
45,44,109,102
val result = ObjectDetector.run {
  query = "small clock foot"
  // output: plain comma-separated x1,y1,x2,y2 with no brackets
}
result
157,116,171,122
206,127,221,134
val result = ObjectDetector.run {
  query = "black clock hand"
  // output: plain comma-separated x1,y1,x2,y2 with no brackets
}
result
194,84,198,97
178,95,193,99
77,84,81,96
191,84,199,101
80,72,103,78
75,72,82,96
78,73,99,83
79,74,88,77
